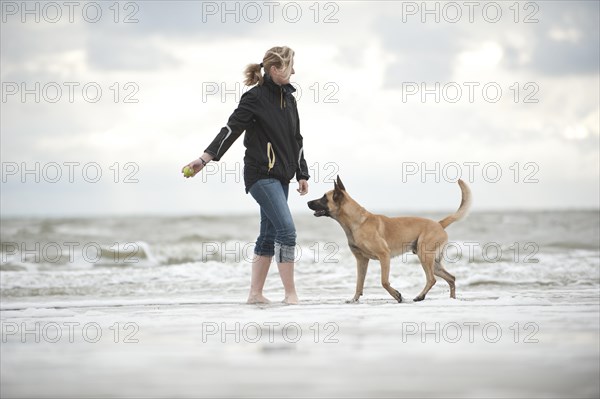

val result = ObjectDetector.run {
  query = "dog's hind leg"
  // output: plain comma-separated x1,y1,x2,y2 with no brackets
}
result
434,259,456,299
380,253,403,303
348,254,369,303
414,248,437,302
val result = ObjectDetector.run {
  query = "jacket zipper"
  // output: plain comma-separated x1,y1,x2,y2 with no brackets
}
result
280,88,286,109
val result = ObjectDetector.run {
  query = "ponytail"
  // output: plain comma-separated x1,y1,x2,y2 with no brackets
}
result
244,63,263,86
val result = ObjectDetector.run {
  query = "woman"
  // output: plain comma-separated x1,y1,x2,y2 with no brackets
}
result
182,46,310,305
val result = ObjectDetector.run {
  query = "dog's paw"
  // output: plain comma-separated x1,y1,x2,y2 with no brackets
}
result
395,291,403,303
346,298,360,304
413,295,425,302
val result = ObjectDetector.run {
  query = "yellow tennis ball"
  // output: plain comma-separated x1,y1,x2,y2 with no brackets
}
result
183,166,194,177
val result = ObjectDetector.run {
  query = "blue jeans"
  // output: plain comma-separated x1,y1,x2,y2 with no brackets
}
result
249,178,297,263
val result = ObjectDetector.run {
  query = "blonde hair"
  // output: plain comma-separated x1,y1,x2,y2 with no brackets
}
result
244,46,295,86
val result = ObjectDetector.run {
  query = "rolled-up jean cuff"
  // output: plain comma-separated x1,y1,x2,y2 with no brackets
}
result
274,242,296,263
254,247,275,257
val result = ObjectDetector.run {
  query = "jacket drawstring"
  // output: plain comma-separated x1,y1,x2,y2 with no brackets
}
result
267,142,276,174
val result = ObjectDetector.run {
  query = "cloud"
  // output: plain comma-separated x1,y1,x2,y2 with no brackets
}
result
85,33,180,71
369,1,598,80
374,15,460,84
1,1,598,215
505,1,599,76
131,1,261,37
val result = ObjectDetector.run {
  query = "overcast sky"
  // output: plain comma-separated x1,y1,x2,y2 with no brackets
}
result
1,0,599,217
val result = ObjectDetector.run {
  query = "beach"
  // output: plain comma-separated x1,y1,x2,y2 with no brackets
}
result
1,211,599,398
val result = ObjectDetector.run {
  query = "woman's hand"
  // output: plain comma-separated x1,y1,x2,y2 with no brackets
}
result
182,153,213,178
297,179,308,195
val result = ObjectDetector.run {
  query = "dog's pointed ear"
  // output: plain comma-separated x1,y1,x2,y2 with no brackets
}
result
333,175,345,203
336,176,346,191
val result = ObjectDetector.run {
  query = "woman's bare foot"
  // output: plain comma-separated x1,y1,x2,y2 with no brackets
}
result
247,294,271,304
282,293,299,305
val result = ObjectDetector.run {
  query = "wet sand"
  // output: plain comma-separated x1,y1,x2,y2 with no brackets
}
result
2,288,599,398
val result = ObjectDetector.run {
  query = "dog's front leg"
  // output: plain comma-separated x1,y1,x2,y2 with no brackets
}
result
347,255,369,303
380,254,402,303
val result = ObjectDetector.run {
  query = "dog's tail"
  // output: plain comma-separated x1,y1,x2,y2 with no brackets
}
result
439,179,472,229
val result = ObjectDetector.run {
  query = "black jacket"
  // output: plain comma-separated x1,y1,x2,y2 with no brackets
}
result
205,74,310,193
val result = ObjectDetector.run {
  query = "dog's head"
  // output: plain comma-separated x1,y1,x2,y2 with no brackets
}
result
307,176,347,219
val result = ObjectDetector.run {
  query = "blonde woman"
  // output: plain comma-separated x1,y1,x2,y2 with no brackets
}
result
183,46,310,304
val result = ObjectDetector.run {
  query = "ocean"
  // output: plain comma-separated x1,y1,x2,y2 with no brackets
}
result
1,210,598,304
1,210,599,398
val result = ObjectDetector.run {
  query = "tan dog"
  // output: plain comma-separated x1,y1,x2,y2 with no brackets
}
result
307,177,472,303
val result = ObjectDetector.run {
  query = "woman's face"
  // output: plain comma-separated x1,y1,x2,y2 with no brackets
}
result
269,61,295,85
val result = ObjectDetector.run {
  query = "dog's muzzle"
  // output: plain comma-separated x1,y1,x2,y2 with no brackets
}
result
307,199,330,217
